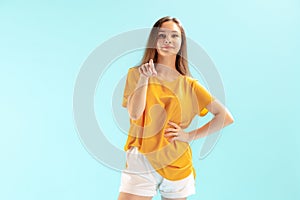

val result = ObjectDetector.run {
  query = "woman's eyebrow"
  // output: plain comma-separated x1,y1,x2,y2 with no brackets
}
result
158,30,180,33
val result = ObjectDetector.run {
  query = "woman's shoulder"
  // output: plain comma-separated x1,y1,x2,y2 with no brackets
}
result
126,66,140,73
183,75,198,85
182,76,209,90
127,66,140,73
125,66,141,81
129,65,140,70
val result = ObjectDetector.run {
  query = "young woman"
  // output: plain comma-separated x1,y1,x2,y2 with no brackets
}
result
118,16,234,200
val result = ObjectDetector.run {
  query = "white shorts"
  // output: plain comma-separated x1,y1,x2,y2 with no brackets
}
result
119,147,196,199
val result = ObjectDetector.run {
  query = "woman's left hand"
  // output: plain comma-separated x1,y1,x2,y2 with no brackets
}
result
164,121,191,143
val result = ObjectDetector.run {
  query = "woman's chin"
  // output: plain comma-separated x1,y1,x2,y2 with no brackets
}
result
157,50,177,57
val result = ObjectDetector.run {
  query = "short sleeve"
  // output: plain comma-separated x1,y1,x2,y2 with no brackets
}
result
122,67,140,108
191,79,216,117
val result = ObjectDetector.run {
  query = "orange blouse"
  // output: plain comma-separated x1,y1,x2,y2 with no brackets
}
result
122,66,215,181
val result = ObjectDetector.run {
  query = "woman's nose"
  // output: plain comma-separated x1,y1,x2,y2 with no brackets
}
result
164,38,171,44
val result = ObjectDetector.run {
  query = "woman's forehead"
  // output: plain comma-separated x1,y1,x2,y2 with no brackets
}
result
158,29,180,34
159,21,181,33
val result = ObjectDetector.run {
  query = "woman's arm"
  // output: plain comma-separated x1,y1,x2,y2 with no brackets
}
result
164,99,234,143
127,76,149,120
127,59,157,120
187,99,234,141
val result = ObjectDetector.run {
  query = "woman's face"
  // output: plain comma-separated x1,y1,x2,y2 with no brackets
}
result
156,21,182,57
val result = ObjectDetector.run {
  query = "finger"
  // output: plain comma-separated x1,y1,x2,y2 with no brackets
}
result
146,63,155,77
164,132,178,137
141,64,149,76
149,59,157,76
147,62,155,76
138,67,143,74
168,121,180,129
144,63,151,75
147,61,155,75
165,128,177,133
139,65,145,75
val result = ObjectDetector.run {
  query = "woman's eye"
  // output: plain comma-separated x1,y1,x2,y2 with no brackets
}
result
172,34,179,38
158,33,166,38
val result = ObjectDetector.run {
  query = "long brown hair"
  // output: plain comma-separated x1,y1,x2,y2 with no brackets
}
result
139,16,191,77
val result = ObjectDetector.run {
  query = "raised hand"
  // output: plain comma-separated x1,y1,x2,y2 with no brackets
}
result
138,59,157,78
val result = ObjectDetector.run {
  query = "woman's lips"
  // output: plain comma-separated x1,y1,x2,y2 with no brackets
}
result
161,46,174,49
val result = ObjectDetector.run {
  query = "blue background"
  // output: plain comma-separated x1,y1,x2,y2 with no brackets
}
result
1,0,299,199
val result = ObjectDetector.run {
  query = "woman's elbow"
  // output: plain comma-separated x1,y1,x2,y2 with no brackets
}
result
127,106,144,120
224,111,234,125
214,109,234,126
129,112,142,120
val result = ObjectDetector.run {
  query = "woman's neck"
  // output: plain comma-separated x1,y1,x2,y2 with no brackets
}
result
156,55,176,70
155,55,181,81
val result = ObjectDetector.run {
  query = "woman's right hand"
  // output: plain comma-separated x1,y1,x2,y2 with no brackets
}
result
138,59,157,78
127,59,156,120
